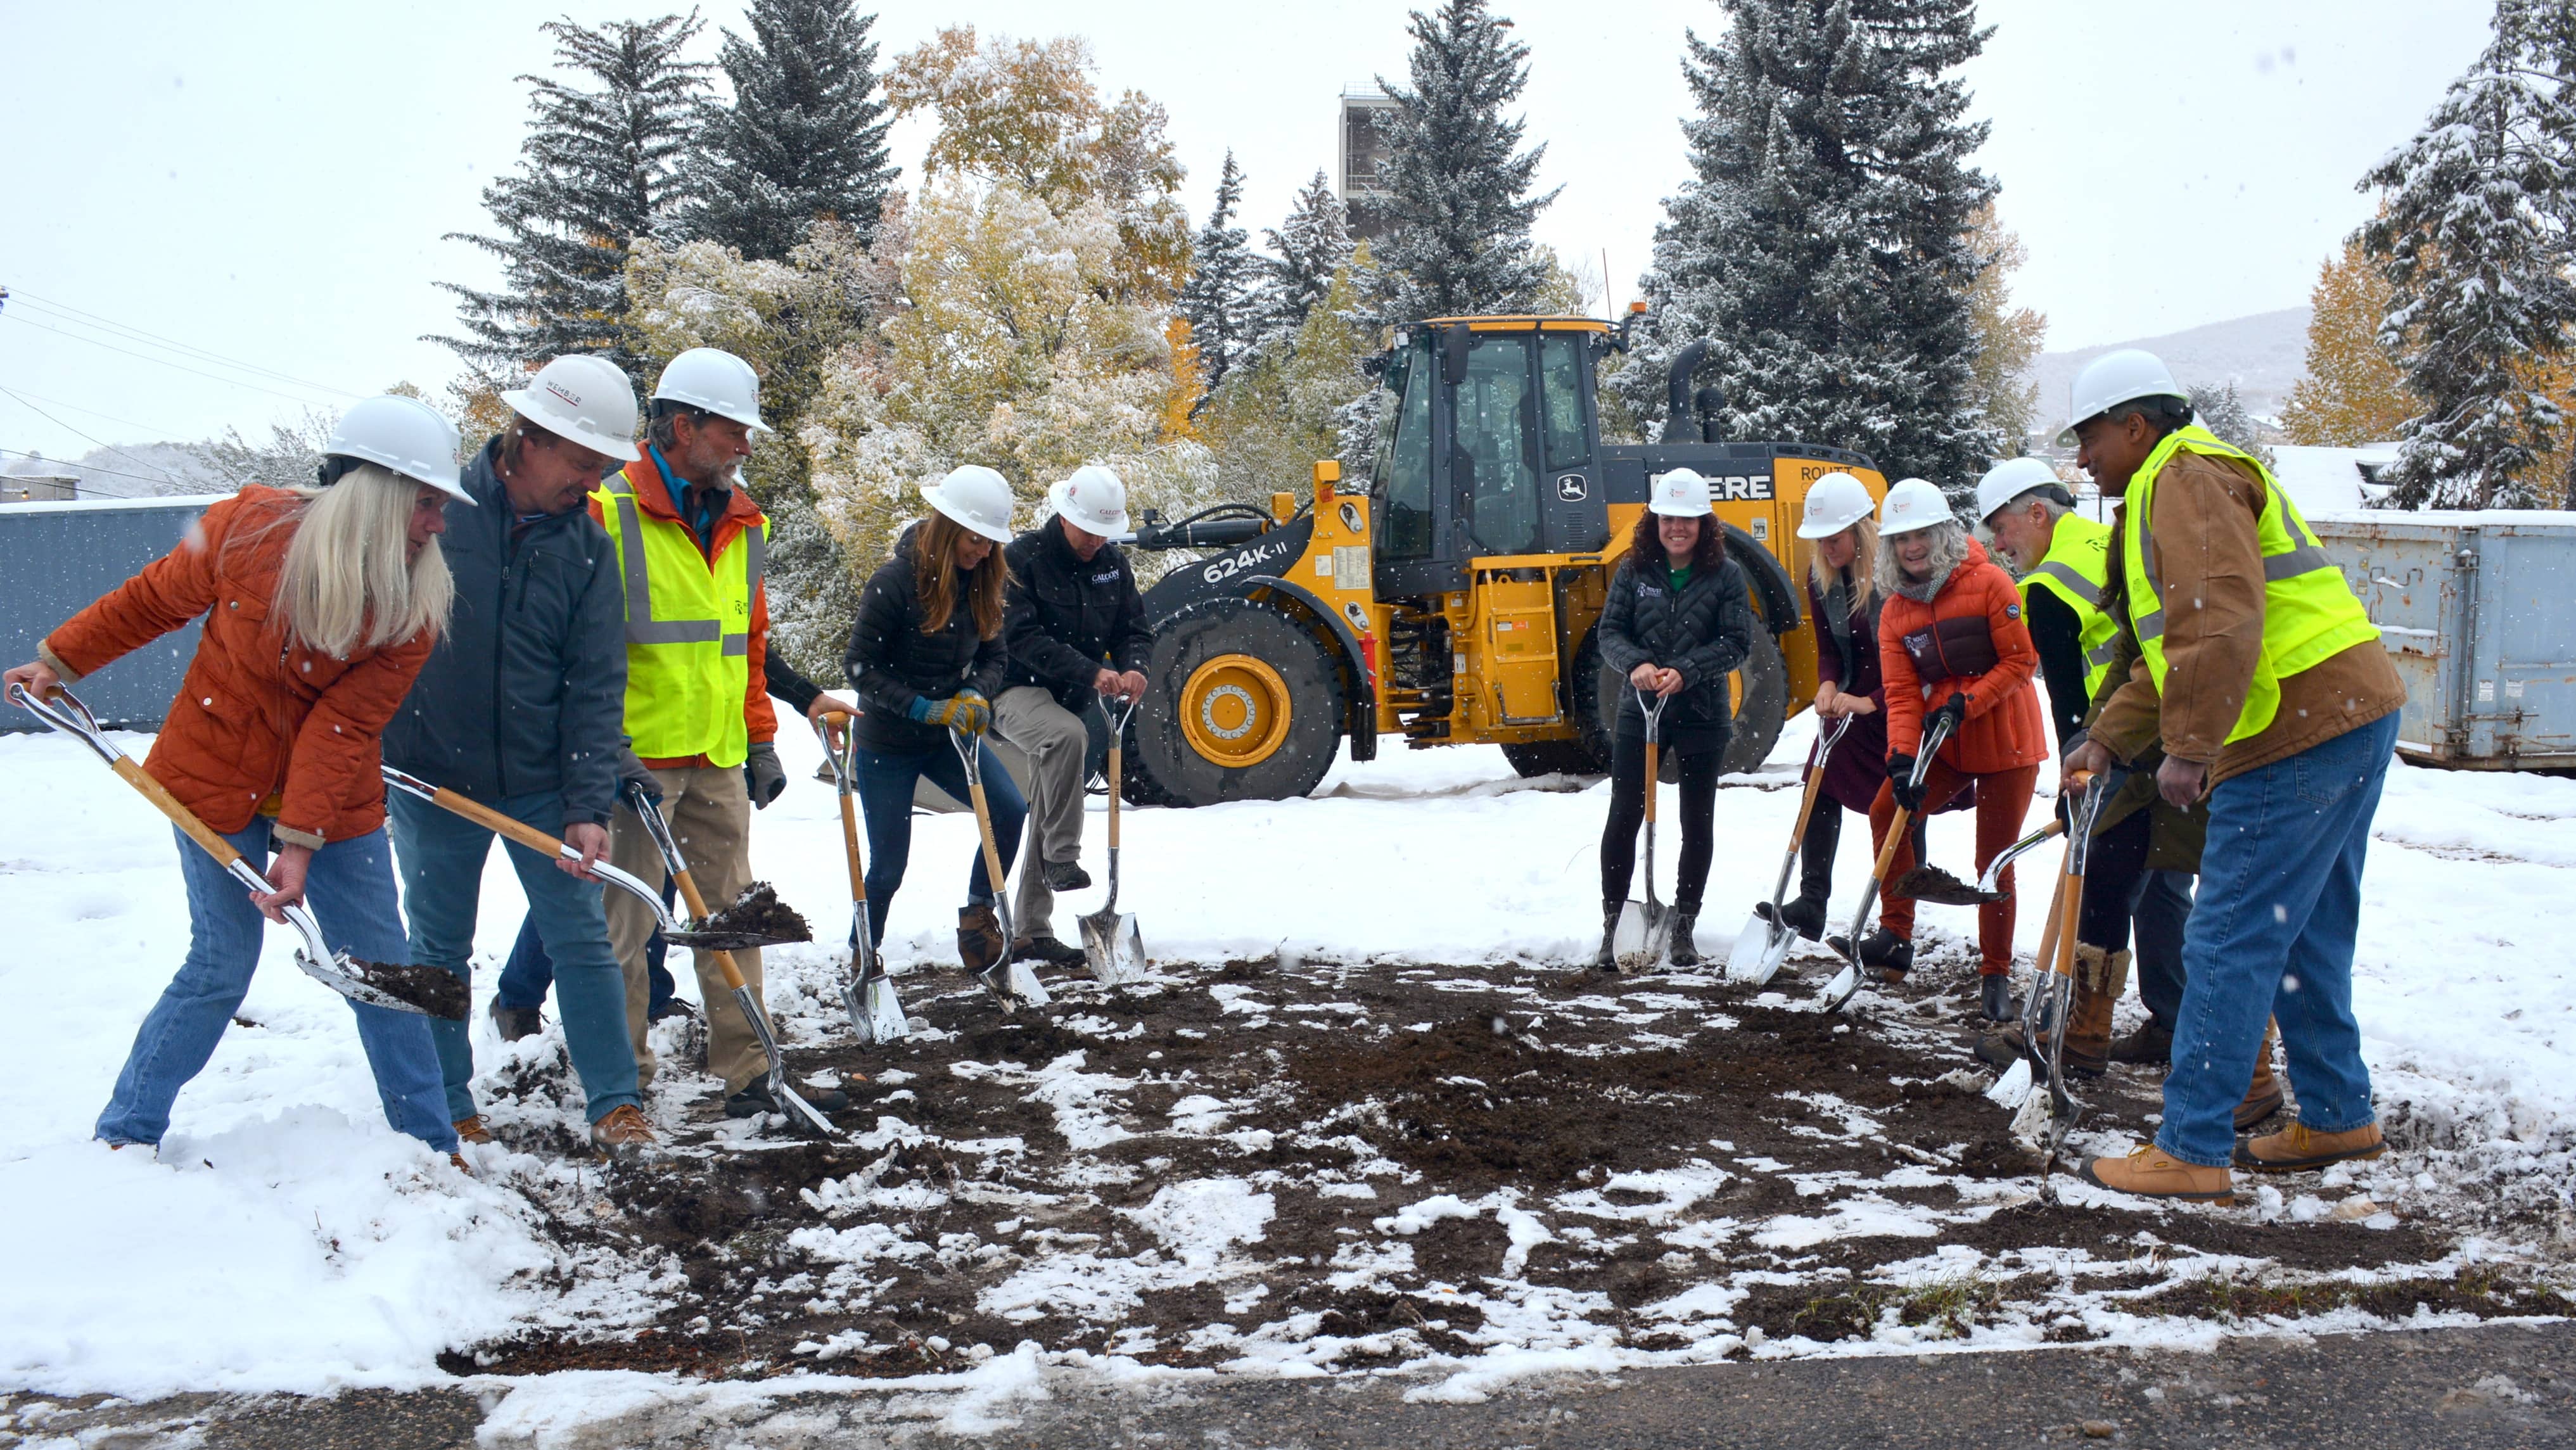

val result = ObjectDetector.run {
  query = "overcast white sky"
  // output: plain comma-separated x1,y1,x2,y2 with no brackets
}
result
1,1,2492,473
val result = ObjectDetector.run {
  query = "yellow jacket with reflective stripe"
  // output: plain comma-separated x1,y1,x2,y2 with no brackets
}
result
591,459,769,768
2118,426,2378,745
2017,512,2119,699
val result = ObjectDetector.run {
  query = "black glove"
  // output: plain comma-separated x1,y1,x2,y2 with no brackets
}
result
744,740,786,809
1929,691,1970,739
1887,752,1924,813
616,745,663,808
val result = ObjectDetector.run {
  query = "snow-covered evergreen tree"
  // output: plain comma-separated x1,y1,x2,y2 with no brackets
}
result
2360,0,2576,509
1625,0,1999,502
1370,0,1559,321
435,15,709,375
1179,152,1265,405
2187,382,2273,467
684,0,897,261
1259,170,1355,350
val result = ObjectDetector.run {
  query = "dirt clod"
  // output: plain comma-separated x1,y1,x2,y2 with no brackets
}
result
690,881,810,944
353,960,468,1019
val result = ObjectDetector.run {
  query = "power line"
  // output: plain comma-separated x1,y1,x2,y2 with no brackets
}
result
0,382,198,445
0,312,341,407
4,289,359,400
0,386,186,487
0,447,151,499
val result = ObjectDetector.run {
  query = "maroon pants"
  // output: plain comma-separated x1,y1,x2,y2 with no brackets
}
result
1868,760,2039,974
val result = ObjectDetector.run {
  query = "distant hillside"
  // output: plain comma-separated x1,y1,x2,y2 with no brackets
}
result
2031,307,2311,433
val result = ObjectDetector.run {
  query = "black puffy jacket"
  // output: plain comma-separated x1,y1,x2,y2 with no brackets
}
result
1001,521,1154,711
1595,550,1755,753
385,437,627,825
846,525,1009,754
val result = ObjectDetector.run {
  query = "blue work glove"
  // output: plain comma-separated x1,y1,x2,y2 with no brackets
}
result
744,740,786,809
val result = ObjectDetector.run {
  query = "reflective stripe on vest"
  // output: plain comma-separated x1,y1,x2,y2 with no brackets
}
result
594,468,766,767
2017,512,2119,699
2119,426,2378,744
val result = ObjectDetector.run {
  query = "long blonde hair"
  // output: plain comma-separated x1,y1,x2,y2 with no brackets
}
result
272,464,454,658
1809,517,1880,611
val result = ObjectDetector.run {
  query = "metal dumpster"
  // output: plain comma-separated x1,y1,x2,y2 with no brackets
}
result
2309,510,2576,770
0,495,224,733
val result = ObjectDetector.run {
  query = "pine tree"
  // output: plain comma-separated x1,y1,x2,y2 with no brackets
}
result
2187,382,2273,467
2359,0,2576,509
1370,0,1559,321
1627,0,1999,502
1180,152,1265,404
434,15,708,375
1259,170,1355,349
685,0,898,260
2280,235,2421,447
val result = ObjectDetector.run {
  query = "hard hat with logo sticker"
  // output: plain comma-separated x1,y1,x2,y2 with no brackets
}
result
502,355,642,462
1877,478,1953,537
1649,467,1712,518
1049,464,1131,535
319,395,472,503
924,464,1016,543
1795,471,1873,539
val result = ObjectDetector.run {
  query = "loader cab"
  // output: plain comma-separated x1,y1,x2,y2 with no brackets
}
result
1369,319,1613,599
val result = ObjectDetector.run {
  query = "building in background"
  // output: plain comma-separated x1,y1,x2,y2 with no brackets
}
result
0,456,79,503
1340,89,1397,244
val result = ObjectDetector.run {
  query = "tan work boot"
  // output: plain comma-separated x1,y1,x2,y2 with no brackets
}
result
2079,1143,2235,1203
957,903,1005,976
2234,1019,2285,1130
453,1115,495,1146
589,1103,658,1159
2234,1120,2385,1172
2063,944,2126,1078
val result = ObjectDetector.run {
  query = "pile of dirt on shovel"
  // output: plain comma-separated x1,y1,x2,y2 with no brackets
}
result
440,948,2560,1383
692,881,810,943
353,960,468,1019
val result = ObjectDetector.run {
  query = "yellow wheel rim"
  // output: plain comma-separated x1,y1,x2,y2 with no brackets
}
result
1179,653,1293,769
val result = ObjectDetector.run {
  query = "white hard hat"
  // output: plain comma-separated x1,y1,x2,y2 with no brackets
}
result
924,464,1016,543
1878,477,1953,537
503,355,642,462
1973,456,2069,524
1795,471,1873,538
324,395,471,504
1049,464,1131,535
1648,467,1711,518
652,347,770,434
2056,348,2185,447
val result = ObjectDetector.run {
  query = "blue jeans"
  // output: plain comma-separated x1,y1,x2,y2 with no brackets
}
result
855,742,1026,947
2132,869,2196,1031
386,792,642,1126
2157,711,2398,1166
97,822,454,1152
497,884,677,1020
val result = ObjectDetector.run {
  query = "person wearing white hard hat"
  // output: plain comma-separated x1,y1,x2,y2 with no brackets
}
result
845,466,1033,1003
592,347,848,1120
5,395,466,1162
1588,467,1756,970
1850,478,2047,1016
2058,349,2406,1204
990,465,1156,968
383,355,661,1157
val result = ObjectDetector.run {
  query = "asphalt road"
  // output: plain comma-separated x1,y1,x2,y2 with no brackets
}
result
6,1321,2570,1448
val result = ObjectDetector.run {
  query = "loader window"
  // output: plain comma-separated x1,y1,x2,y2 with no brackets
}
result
1375,333,1435,560
1459,332,1541,556
1539,333,1591,471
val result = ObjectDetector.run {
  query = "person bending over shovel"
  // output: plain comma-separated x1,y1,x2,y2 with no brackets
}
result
2,397,467,1161
1590,467,1754,970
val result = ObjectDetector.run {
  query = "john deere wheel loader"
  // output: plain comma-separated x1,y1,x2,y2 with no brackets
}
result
1118,311,1888,808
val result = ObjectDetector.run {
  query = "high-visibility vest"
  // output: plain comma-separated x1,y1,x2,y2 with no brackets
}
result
2119,425,2378,745
594,463,766,767
2017,512,2120,699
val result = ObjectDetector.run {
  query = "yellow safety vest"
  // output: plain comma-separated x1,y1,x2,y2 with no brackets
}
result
2119,426,2378,744
2017,512,2120,699
594,464,765,767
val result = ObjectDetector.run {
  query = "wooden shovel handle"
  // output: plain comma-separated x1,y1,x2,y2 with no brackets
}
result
1107,743,1122,850
664,866,751,993
967,778,1010,905
1786,748,1831,851
837,789,867,900
113,757,241,866
423,780,576,862
2030,863,2070,982
1643,738,1659,825
1866,804,1914,885
2050,837,2085,981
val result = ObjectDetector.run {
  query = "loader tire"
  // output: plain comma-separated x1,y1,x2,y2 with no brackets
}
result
1130,597,1344,808
1500,740,1600,779
1581,620,1790,779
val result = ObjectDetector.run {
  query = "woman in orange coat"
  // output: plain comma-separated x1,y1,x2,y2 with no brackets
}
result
1850,479,2048,1021
3,397,471,1157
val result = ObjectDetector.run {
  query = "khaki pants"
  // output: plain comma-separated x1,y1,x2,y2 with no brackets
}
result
995,685,1087,941
608,763,765,1093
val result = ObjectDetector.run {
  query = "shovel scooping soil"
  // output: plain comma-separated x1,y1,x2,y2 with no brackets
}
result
1889,863,2006,906
667,881,813,951
350,960,470,1020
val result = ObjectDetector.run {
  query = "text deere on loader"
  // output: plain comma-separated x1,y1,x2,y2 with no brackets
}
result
1118,312,1889,808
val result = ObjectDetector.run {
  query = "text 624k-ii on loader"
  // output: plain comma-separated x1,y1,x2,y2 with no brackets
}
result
1116,310,1889,808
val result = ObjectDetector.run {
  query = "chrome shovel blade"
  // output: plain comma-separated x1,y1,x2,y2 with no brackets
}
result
846,970,909,1045
1725,912,1774,982
2007,1083,2055,1150
981,959,1053,1011
296,953,435,1017
1617,903,1669,974
731,984,839,1138
1818,958,1862,1014
1986,1057,2034,1111
1080,910,1147,986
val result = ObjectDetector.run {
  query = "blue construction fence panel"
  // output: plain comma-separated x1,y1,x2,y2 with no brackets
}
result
0,496,224,733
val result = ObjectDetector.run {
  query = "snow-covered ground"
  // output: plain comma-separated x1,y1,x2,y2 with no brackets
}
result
2,705,2570,1409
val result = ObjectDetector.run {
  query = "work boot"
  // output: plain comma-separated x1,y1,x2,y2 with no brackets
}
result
1012,936,1087,968
2061,944,2126,1078
1978,972,2019,1024
490,998,543,1043
2233,1120,2385,1173
1771,891,1830,943
957,903,1006,977
1826,927,1911,982
1777,808,1839,941
648,996,697,1024
589,1103,658,1159
453,1115,495,1146
1666,909,1702,968
2235,1021,2285,1129
725,1076,853,1119
1042,859,1092,892
2080,1143,2235,1203
1591,905,1621,972
2108,1019,2174,1067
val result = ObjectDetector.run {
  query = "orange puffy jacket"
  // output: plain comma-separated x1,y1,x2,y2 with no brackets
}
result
1877,536,2048,775
39,486,436,848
